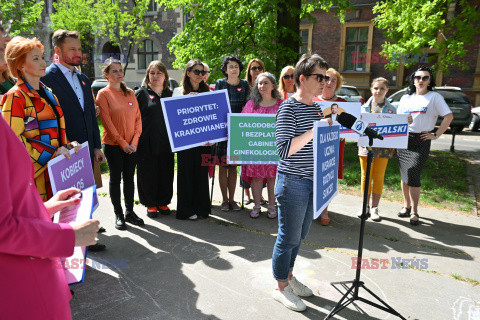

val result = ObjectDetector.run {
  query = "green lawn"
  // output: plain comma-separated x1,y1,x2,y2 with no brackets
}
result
340,142,474,213
97,118,473,213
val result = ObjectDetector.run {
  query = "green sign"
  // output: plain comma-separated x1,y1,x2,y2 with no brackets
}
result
227,114,279,164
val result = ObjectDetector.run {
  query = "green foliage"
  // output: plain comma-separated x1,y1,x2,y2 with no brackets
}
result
50,0,163,72
373,0,480,73
158,0,351,80
0,0,44,36
50,0,97,41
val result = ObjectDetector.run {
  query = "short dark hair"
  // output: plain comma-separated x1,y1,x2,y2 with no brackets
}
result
220,55,243,77
408,66,436,95
52,29,80,48
294,54,328,87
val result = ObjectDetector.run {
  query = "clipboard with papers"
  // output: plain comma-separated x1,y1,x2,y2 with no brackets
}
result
53,185,96,284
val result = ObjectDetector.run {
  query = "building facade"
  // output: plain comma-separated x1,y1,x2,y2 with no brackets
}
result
36,0,185,87
300,1,480,105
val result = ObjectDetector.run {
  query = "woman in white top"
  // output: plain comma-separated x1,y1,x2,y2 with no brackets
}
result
396,66,453,225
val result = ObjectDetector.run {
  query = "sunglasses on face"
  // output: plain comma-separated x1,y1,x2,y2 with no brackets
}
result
192,69,207,76
250,66,263,72
309,73,330,82
283,74,294,80
414,75,430,81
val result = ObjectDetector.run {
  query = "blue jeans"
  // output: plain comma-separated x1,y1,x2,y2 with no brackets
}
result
272,172,314,282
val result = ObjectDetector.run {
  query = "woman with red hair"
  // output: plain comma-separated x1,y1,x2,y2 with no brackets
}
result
1,36,79,201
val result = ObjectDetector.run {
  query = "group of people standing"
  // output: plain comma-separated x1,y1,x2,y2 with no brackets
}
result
0,22,454,317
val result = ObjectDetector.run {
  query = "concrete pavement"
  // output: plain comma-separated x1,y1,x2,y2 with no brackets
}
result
69,173,480,320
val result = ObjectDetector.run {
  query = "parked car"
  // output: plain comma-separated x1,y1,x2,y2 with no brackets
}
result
469,106,480,131
91,78,180,97
387,86,473,132
336,85,365,104
91,79,108,97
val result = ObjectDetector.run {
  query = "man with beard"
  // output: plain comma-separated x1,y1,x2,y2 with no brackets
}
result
42,29,107,251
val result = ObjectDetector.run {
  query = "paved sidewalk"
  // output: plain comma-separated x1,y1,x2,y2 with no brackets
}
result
69,174,480,320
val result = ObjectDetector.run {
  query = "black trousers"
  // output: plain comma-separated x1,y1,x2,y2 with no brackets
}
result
176,146,211,219
136,151,174,207
104,144,136,213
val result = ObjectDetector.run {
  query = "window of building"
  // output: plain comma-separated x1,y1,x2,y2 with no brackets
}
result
147,0,157,13
138,39,158,70
344,27,368,71
299,24,313,55
339,22,373,75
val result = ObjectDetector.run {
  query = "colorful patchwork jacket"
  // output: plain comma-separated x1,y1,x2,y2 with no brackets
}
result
1,79,67,201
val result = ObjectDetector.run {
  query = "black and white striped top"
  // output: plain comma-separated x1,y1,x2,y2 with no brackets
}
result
276,98,324,178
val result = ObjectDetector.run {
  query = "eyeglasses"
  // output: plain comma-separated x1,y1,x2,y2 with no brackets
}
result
204,71,211,74
414,75,430,81
283,74,294,80
308,73,330,82
227,65,239,70
192,69,207,76
250,66,263,72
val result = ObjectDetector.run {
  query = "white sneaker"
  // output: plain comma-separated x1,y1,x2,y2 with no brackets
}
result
188,214,198,220
370,207,381,221
357,206,370,218
272,285,307,311
289,276,313,297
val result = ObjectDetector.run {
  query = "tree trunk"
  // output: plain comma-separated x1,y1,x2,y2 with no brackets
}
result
276,0,301,73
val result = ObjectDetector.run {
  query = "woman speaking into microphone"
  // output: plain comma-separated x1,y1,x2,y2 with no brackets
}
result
272,54,332,312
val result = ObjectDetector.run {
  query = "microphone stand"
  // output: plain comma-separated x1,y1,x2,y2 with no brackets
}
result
324,136,406,320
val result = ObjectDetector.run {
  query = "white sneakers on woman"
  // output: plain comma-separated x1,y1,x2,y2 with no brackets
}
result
370,207,381,221
356,206,381,221
289,276,313,297
273,285,307,311
272,277,313,311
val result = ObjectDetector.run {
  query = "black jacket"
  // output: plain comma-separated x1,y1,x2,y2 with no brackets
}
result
135,86,173,154
41,63,101,160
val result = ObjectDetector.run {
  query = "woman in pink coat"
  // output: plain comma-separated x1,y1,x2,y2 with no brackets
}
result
0,115,100,318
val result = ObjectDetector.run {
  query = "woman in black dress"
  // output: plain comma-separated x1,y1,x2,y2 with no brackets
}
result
173,59,212,220
135,61,174,218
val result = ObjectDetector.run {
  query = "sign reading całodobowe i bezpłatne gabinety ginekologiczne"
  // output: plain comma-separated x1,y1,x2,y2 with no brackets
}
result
227,114,279,165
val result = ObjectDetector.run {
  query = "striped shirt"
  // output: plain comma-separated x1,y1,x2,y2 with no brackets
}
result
276,98,324,178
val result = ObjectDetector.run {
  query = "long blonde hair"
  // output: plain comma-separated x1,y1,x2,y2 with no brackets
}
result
278,65,296,98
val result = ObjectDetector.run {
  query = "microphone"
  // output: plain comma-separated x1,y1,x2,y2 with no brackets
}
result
336,112,384,140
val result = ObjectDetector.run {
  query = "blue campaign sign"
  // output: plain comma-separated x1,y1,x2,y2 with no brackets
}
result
161,90,231,152
313,120,340,219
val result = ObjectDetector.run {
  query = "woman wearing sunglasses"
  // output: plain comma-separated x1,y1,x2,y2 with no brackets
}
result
272,54,332,311
313,68,346,226
245,58,265,88
279,66,296,100
396,66,452,225
173,59,212,221
213,55,250,211
243,58,266,203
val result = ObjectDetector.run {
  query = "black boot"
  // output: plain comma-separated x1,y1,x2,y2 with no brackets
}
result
115,212,127,230
125,210,145,226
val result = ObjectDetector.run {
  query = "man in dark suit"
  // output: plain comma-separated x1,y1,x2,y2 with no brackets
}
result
42,29,106,251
